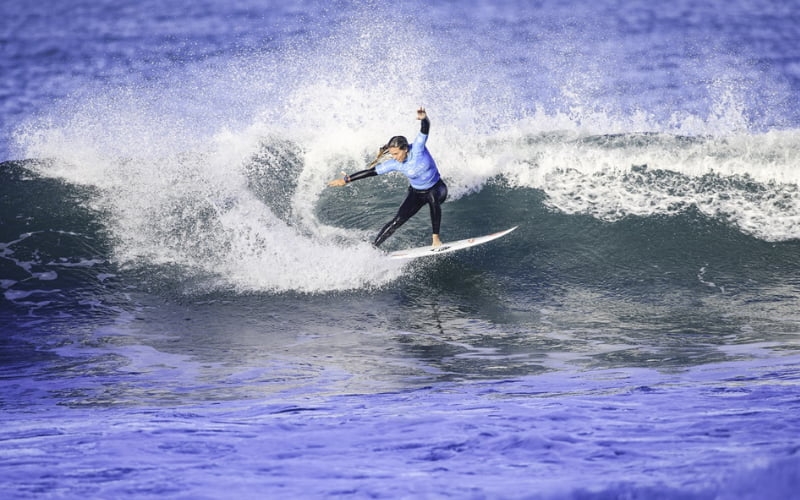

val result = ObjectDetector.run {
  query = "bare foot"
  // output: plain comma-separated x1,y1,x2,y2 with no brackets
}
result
432,234,442,248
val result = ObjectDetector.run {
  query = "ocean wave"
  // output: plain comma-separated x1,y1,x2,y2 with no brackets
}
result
7,0,799,294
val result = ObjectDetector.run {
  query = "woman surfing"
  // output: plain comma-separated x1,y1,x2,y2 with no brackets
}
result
327,107,448,248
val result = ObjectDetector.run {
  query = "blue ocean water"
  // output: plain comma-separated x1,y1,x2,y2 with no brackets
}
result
2,0,800,498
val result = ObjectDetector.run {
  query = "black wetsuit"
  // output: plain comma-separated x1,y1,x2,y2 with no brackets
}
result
344,117,448,247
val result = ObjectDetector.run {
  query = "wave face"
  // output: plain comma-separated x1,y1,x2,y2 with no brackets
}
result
3,150,799,300
9,127,800,293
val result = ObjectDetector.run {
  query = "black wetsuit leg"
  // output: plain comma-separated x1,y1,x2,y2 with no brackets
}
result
373,189,426,247
373,179,448,247
427,179,448,235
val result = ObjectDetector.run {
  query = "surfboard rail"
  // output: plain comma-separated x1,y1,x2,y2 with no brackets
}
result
387,226,518,260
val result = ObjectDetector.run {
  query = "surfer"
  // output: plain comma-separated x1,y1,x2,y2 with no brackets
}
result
328,107,448,248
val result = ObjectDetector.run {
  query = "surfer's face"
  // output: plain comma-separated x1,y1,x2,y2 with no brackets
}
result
388,147,408,162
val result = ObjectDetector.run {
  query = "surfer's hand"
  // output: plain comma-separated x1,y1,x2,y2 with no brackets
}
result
417,107,426,120
328,178,346,187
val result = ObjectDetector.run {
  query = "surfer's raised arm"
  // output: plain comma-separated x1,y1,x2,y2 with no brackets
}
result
417,107,429,134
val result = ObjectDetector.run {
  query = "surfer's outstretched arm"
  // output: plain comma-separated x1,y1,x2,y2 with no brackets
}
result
327,168,377,187
344,168,378,183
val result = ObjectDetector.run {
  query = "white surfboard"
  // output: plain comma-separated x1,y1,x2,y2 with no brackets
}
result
387,226,518,260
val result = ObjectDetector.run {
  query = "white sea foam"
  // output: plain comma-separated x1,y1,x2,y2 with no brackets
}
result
15,79,409,293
